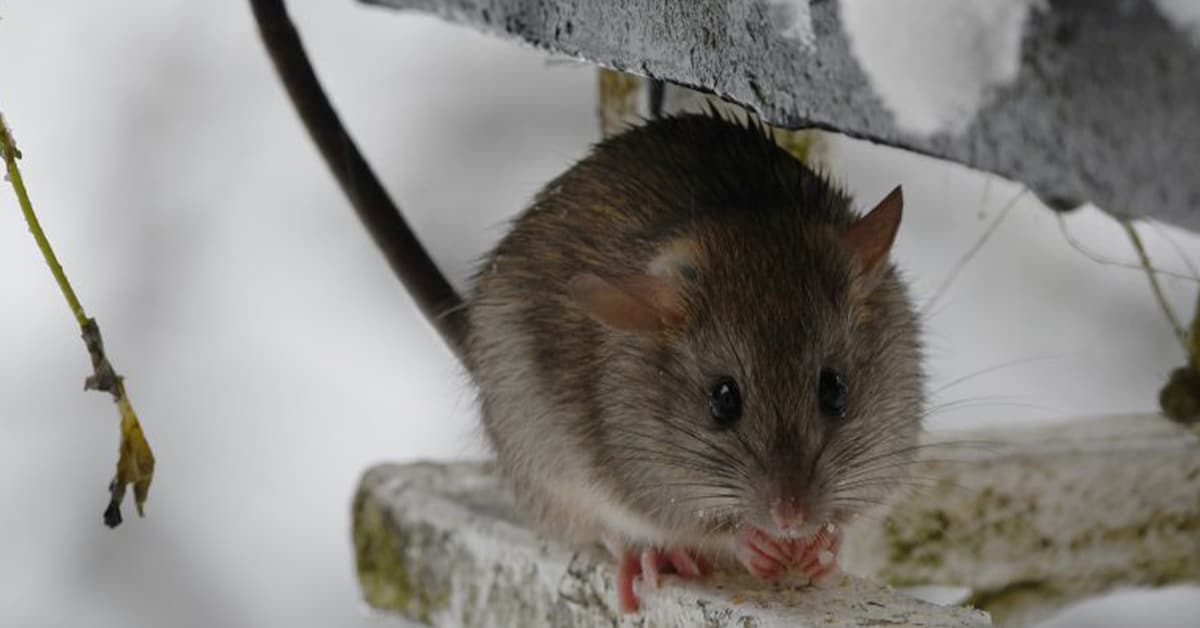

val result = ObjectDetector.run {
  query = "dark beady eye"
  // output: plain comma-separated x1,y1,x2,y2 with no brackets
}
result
819,368,848,419
709,377,742,426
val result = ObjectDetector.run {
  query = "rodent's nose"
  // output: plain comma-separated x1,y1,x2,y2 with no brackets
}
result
770,498,807,530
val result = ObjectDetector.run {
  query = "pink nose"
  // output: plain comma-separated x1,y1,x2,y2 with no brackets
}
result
771,498,806,530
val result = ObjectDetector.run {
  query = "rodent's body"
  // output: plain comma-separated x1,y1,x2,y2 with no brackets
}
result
465,115,923,601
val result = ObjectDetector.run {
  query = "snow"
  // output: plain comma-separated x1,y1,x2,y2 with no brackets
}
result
767,0,816,48
838,0,1040,136
0,1,1197,627
1154,0,1200,46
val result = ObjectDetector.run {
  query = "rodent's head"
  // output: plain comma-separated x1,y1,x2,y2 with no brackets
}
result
571,187,923,540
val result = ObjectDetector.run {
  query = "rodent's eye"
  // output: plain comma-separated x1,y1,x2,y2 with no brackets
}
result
709,377,742,426
818,368,848,420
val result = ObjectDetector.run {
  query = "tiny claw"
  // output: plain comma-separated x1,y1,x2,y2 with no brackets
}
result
665,547,702,578
806,558,839,583
613,543,715,612
617,550,642,613
748,557,781,579
751,527,790,563
794,524,843,582
736,525,795,580
640,547,664,589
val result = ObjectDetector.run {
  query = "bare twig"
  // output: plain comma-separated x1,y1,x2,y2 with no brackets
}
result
1055,213,1199,283
1120,218,1188,354
1189,291,1200,372
1,111,155,528
1148,221,1200,280
1114,217,1199,425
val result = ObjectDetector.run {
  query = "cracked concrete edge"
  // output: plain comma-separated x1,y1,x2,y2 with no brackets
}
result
359,0,1200,233
352,461,990,627
839,413,1200,626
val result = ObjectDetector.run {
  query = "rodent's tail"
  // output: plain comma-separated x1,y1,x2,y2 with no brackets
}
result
249,0,466,359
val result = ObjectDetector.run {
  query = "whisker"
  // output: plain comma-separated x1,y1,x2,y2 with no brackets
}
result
922,398,1059,418
932,354,1070,395
606,425,745,470
825,440,947,473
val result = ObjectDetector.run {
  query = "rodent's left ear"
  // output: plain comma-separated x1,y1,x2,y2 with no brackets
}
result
569,273,684,332
841,185,903,297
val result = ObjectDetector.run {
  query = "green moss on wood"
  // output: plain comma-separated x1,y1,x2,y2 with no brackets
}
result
353,488,415,612
964,579,1054,614
880,509,949,581
879,478,1200,620
352,485,451,623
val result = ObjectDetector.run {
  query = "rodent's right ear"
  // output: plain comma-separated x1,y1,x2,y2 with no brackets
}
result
568,273,684,332
842,185,903,297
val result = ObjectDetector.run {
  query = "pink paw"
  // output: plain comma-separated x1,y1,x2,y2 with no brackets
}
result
735,525,797,579
735,524,842,582
793,524,843,582
612,545,712,613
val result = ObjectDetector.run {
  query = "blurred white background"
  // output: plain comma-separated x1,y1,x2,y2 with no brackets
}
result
0,2,1197,627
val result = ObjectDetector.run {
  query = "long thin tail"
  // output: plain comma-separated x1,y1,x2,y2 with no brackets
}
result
249,0,466,358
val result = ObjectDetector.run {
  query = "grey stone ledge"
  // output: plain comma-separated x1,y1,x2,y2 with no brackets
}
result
361,0,1200,233
353,414,1200,626
353,462,990,627
841,414,1200,626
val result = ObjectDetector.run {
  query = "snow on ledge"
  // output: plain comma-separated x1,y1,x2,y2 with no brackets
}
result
838,0,1037,136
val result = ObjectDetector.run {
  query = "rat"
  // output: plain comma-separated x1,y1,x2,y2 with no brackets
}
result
268,6,930,608
252,7,915,611
250,23,925,602
463,113,925,612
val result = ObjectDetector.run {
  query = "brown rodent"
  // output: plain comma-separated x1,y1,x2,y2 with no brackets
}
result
464,114,925,612
250,8,916,607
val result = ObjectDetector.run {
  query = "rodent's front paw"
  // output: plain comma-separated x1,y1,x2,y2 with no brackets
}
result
610,543,713,613
735,526,796,579
735,523,842,582
793,523,842,582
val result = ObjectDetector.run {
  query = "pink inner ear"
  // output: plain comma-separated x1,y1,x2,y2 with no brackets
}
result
842,186,903,286
569,273,682,331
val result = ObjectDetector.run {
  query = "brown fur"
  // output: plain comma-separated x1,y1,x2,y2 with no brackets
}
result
464,114,924,556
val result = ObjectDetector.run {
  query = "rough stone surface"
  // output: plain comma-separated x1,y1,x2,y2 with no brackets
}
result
840,414,1200,627
361,0,1200,233
353,414,1199,626
353,462,990,627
